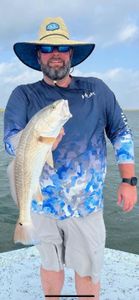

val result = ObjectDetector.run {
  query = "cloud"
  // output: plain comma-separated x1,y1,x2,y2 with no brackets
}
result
118,24,139,42
0,58,42,108
0,0,85,46
1,0,139,48
103,22,139,47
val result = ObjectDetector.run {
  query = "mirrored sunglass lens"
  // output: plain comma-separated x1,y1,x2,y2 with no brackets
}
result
58,46,70,52
40,46,53,53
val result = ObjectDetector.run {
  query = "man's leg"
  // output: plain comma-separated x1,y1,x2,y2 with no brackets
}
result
40,266,64,300
75,272,100,300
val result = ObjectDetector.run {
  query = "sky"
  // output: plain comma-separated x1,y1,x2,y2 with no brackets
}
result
0,0,139,109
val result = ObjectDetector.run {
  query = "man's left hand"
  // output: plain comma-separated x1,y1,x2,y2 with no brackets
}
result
117,183,138,212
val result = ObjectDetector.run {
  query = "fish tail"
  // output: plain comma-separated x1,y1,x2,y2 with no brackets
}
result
14,221,39,245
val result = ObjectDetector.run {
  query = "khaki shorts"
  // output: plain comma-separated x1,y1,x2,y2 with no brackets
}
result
31,210,106,283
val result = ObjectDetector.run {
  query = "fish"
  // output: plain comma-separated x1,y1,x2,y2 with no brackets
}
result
9,99,72,245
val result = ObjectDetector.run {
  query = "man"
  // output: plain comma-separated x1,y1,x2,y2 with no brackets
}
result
4,17,137,300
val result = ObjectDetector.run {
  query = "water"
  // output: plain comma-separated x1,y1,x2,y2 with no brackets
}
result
0,111,139,254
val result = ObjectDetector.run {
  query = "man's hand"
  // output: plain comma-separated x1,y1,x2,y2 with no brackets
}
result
117,183,138,212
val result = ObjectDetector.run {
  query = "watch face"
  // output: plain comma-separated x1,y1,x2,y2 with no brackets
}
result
131,177,137,186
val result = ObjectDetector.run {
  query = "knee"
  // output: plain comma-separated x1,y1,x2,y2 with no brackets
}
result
40,267,64,294
75,272,100,296
84,275,92,282
75,272,92,283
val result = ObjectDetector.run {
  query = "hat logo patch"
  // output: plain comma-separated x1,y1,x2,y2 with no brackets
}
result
46,22,60,31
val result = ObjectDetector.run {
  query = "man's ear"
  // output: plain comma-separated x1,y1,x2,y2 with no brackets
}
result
70,48,74,59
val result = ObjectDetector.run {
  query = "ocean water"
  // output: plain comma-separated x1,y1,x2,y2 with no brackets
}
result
0,111,139,253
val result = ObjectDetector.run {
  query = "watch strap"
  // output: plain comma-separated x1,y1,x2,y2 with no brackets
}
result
122,177,137,186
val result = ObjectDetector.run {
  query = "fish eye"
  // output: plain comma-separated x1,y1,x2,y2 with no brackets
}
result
52,105,55,109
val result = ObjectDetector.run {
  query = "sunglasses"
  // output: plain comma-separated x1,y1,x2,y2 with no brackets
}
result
39,45,71,53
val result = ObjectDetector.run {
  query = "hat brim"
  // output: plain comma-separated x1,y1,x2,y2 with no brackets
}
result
13,40,95,71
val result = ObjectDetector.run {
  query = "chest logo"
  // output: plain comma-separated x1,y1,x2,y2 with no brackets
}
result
82,92,96,100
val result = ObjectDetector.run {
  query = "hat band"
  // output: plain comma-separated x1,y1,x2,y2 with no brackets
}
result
40,33,69,41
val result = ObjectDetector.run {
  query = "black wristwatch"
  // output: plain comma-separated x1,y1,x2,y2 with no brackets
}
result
122,177,138,186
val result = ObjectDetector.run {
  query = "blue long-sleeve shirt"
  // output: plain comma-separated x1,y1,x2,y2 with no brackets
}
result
3,76,134,219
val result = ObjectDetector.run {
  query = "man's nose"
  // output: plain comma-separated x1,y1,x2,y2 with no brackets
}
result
52,48,60,54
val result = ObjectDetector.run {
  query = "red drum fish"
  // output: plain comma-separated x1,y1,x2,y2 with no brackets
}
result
8,99,72,245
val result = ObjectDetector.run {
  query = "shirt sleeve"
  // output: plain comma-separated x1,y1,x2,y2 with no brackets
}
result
104,83,134,164
3,86,28,156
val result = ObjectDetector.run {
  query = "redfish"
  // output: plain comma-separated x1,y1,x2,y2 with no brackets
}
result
9,99,72,245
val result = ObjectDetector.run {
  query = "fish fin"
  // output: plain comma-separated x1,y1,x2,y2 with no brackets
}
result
33,186,43,202
38,136,56,144
46,150,54,168
14,221,39,245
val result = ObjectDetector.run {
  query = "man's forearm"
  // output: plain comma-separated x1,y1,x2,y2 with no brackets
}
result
118,163,136,178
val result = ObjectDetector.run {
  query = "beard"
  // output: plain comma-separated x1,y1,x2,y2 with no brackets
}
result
40,59,71,81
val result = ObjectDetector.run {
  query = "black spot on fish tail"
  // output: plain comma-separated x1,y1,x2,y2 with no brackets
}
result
19,222,23,226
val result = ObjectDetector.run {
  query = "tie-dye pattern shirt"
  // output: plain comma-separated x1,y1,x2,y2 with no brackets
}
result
4,76,134,219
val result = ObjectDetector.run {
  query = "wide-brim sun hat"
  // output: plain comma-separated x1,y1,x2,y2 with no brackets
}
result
13,17,95,71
